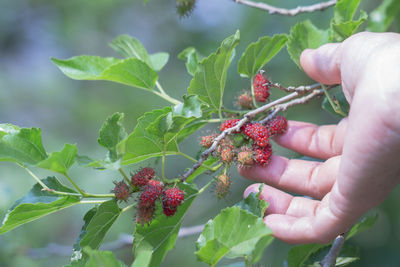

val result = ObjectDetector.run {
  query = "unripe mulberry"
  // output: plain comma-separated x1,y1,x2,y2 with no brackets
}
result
131,167,155,187
112,181,131,201
139,180,163,207
136,202,155,225
215,174,231,199
253,73,270,102
220,119,241,132
254,145,273,166
200,134,217,148
237,150,254,166
243,123,270,148
238,92,253,109
220,148,234,163
267,116,288,135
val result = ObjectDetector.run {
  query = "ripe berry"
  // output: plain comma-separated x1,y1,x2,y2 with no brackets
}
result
139,180,163,207
162,188,185,207
237,150,254,166
238,92,253,109
176,0,196,17
220,147,234,163
220,119,240,132
136,202,156,225
131,167,155,187
254,145,273,166
162,205,178,217
243,123,270,148
253,73,270,102
112,181,131,201
215,174,231,199
200,134,217,148
267,116,288,135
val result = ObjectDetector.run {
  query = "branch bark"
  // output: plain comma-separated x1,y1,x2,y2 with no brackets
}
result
234,0,337,16
320,233,348,267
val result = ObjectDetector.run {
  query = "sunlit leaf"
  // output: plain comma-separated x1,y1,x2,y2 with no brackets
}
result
178,47,203,76
150,52,169,71
37,144,77,175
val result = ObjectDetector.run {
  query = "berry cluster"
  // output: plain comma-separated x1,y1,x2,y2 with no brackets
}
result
112,167,186,225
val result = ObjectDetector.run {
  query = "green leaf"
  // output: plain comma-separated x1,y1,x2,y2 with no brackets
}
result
52,56,158,91
98,113,127,162
36,144,77,175
287,21,331,69
237,34,288,78
186,156,219,183
322,89,350,117
72,247,127,267
196,206,273,266
367,0,400,32
0,124,47,165
119,96,206,165
287,244,325,267
71,206,99,262
178,47,203,76
109,35,152,66
187,30,240,112
0,177,80,234
333,0,362,23
132,183,199,267
347,214,378,239
78,200,121,249
331,11,368,41
150,52,169,71
235,184,267,218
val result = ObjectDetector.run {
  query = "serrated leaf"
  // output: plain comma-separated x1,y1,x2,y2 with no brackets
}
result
0,124,47,165
287,21,331,69
132,183,199,267
237,34,288,78
367,0,400,32
98,113,127,162
36,144,77,175
79,200,121,249
235,185,267,218
331,11,368,41
178,47,203,76
187,30,240,112
287,244,324,267
52,56,158,91
0,177,80,234
196,206,273,266
333,0,362,23
109,35,152,66
150,52,169,71
322,90,350,117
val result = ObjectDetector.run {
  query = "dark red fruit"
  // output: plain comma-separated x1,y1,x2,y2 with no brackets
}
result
243,123,270,148
253,73,270,102
136,202,156,225
131,167,155,187
267,116,288,135
162,188,185,207
254,145,273,166
112,181,130,201
139,180,163,207
220,119,241,132
163,205,178,217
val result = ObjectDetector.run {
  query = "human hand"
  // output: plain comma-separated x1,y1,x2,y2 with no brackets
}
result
239,32,400,244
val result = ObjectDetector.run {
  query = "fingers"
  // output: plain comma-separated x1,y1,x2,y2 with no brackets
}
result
239,155,340,199
300,43,342,85
274,119,347,160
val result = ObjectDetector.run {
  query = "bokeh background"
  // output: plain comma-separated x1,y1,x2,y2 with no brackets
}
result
1,0,399,266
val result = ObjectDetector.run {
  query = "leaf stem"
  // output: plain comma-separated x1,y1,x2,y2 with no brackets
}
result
121,203,136,213
18,164,49,190
221,108,249,115
198,118,223,123
119,168,131,185
153,81,182,105
321,84,347,117
177,152,219,172
250,77,259,108
162,145,167,182
64,173,87,196
198,178,215,194
79,200,108,204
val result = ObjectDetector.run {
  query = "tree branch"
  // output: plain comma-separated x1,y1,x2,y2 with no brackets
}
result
320,233,348,267
234,0,337,16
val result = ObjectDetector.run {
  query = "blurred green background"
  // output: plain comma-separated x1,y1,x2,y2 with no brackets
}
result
0,0,399,266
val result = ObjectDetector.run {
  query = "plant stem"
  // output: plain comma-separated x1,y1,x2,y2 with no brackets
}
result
321,84,347,117
198,118,223,123
199,178,215,194
18,164,49,189
153,81,182,105
64,173,87,196
119,168,131,184
221,108,249,115
155,81,167,95
162,146,167,182
79,200,108,204
82,193,115,198
250,77,259,108
177,152,220,172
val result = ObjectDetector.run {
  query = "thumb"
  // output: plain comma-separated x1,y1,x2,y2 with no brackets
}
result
300,43,342,85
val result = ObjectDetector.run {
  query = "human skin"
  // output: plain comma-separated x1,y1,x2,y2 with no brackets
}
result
239,32,400,244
